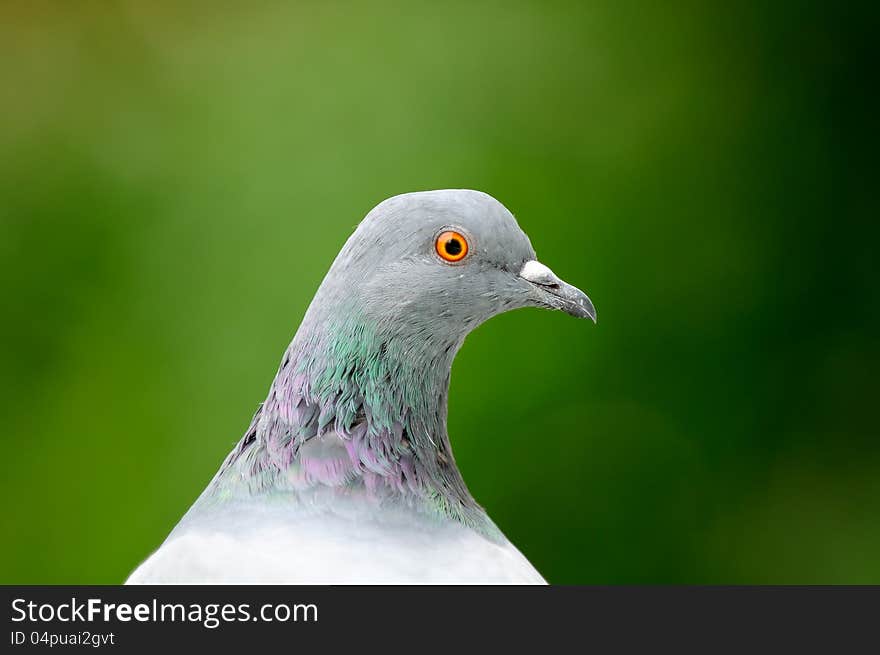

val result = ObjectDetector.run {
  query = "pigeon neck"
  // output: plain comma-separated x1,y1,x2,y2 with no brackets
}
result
215,308,494,533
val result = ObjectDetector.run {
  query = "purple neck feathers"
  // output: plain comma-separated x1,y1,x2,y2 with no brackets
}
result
207,310,494,532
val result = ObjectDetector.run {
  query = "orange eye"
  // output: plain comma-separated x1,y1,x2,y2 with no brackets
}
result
435,230,469,262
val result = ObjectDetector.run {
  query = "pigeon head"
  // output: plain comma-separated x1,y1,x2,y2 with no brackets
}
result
306,189,595,352
219,189,595,532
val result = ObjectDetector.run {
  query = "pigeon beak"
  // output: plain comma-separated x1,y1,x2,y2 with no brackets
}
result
519,260,597,322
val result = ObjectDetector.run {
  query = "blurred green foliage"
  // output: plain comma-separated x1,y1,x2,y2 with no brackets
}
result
1,1,877,583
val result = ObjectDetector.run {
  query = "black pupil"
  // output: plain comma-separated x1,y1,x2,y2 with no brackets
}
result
444,238,462,256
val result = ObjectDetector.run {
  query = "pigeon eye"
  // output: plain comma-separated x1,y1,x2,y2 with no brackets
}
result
435,230,469,263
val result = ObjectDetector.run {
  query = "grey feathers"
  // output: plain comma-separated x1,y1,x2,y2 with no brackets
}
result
196,189,594,533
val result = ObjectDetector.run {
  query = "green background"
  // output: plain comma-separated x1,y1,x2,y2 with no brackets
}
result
2,2,876,583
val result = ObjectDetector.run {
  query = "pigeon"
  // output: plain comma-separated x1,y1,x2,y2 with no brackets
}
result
127,189,595,584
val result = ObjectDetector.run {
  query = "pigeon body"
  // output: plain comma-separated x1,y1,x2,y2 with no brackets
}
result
127,190,595,584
